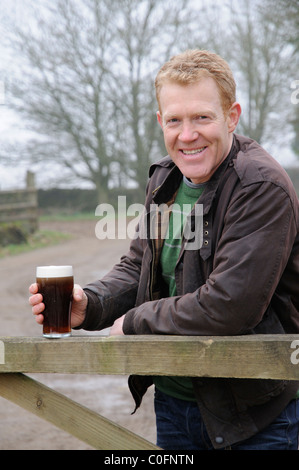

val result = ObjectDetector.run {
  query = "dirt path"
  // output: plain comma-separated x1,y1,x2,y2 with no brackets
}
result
0,219,156,450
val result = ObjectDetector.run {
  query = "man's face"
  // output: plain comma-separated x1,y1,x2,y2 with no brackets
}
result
157,78,241,184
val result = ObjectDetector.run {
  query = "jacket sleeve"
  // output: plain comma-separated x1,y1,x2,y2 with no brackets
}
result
79,229,146,331
123,181,298,336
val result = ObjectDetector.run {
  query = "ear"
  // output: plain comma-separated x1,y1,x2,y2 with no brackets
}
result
227,102,241,133
157,111,163,129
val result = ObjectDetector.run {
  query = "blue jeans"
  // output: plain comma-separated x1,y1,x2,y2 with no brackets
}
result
154,388,299,450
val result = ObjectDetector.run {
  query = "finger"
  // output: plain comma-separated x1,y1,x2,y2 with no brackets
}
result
34,313,44,325
32,302,45,315
29,283,38,295
29,293,43,306
73,284,86,302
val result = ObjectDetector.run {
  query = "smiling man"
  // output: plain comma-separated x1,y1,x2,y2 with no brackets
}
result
29,50,299,450
156,78,241,184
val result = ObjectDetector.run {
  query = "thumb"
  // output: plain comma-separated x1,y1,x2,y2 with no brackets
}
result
73,284,86,302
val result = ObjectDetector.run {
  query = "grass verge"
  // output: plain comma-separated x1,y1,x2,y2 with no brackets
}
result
0,229,72,259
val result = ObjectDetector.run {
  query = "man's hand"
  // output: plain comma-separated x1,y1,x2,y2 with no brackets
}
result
29,283,88,329
109,314,125,336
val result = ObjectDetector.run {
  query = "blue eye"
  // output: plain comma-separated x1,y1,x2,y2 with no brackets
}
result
166,118,179,126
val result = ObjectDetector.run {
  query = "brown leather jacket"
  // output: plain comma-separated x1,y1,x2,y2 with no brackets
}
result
82,134,299,448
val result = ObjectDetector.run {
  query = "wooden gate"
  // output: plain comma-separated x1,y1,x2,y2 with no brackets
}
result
0,334,299,449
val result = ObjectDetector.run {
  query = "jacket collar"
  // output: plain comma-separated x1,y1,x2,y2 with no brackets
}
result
151,135,239,212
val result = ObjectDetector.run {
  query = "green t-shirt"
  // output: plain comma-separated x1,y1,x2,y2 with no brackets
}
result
153,177,205,401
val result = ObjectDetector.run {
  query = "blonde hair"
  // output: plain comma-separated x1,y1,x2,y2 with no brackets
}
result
155,49,236,114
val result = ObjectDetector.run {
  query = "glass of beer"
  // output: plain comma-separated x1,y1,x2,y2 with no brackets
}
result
36,265,74,338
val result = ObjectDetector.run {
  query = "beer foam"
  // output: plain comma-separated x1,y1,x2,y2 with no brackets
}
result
36,265,73,278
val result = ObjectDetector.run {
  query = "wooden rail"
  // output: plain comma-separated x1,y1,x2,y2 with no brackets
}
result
1,334,299,450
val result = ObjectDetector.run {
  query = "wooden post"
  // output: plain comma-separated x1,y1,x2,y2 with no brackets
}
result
0,172,38,233
26,171,35,189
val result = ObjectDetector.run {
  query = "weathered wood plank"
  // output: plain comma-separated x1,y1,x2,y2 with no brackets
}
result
0,174,38,232
0,373,159,450
1,335,299,380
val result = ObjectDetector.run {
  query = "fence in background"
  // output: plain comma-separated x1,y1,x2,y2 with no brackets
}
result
0,171,38,233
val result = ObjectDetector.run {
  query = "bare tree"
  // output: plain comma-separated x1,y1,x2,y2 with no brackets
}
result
261,0,299,54
260,0,299,157
105,0,194,199
2,0,196,201
3,0,296,198
5,0,120,201
230,1,288,144
191,0,297,153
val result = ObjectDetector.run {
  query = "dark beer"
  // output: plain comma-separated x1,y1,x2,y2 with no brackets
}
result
36,266,73,338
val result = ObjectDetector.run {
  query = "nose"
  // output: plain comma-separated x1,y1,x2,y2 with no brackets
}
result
179,121,199,142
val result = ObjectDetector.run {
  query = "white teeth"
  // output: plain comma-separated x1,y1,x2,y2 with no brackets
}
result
182,147,206,155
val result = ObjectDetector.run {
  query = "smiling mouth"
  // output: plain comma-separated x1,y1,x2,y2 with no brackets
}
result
181,147,207,155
